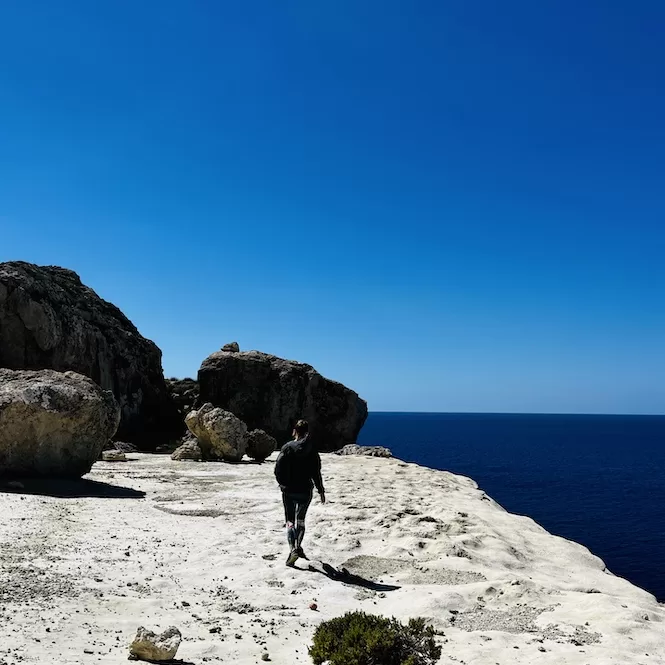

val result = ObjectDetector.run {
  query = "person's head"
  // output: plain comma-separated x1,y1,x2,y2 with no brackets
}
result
293,419,309,440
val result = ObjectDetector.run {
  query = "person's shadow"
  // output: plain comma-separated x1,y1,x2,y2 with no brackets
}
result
0,477,146,499
302,561,401,592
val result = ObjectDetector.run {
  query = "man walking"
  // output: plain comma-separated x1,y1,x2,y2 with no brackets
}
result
274,419,325,567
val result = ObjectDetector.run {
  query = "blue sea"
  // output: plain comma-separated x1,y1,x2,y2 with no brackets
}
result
358,412,665,603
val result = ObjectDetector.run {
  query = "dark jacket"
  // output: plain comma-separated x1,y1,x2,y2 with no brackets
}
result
274,435,324,494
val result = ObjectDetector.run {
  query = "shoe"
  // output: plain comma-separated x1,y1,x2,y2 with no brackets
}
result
286,549,299,567
296,547,309,560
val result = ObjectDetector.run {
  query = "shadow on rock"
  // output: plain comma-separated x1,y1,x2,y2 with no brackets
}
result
129,660,197,665
304,561,401,592
129,659,197,665
0,478,146,499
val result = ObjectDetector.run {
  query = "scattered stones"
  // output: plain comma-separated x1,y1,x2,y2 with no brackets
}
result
0,368,120,477
247,429,277,463
185,403,248,462
129,626,181,661
335,444,393,458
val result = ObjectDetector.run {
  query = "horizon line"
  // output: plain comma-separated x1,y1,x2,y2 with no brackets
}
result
368,410,665,418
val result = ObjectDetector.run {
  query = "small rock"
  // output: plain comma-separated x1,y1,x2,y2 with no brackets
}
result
261,654,271,662
129,626,181,661
171,440,203,462
309,603,318,611
181,601,190,607
102,449,127,462
221,342,240,353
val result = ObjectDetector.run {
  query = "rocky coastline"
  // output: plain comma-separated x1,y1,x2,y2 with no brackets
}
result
1,453,663,664
0,261,663,664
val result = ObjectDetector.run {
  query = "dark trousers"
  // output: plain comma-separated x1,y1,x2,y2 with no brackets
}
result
282,489,312,550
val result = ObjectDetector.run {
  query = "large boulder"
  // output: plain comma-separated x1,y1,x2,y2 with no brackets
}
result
0,262,177,447
198,350,368,451
0,369,120,477
185,403,247,462
246,429,277,462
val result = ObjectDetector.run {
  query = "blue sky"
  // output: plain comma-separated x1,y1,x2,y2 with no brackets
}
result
1,1,664,414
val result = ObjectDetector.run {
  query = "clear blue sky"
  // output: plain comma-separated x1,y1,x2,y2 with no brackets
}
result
1,1,664,414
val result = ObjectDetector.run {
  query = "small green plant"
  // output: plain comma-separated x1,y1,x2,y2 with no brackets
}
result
309,611,441,665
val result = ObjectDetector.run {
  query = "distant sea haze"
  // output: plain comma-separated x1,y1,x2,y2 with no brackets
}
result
358,412,665,602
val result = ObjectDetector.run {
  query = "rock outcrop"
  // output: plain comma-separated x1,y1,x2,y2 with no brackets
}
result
221,341,240,353
185,403,248,462
0,261,177,448
198,350,367,451
247,429,277,463
335,444,392,458
0,369,120,477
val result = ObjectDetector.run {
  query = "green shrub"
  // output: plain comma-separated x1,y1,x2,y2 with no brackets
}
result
309,611,441,665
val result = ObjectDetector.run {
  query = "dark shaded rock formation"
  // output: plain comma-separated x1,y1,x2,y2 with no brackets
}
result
0,368,120,477
198,350,368,451
0,261,177,447
166,377,200,427
247,429,277,462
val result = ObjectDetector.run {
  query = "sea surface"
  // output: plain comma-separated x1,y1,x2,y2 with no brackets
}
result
358,412,665,602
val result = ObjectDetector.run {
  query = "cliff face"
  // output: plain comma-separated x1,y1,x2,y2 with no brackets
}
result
0,262,177,447
198,349,368,450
